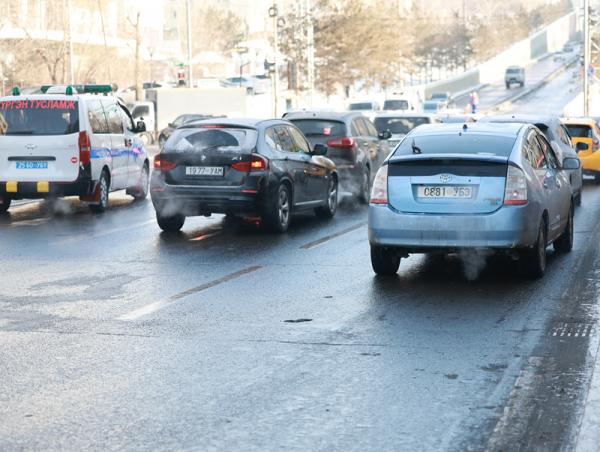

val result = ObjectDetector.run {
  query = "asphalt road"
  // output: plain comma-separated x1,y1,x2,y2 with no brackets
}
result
2,65,599,451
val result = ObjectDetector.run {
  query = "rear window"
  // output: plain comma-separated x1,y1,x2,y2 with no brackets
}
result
565,124,592,138
383,100,409,111
165,127,258,153
0,99,79,135
289,119,346,138
349,103,372,111
374,117,430,135
394,133,517,158
423,101,439,110
506,68,522,74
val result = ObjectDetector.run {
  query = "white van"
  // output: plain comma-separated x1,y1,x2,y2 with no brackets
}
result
0,85,150,213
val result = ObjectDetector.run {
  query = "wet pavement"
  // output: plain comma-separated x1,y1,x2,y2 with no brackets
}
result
2,59,600,451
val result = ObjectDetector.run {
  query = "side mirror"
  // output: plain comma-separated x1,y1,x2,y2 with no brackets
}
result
378,130,392,140
312,144,328,156
168,122,175,128
562,157,581,170
136,120,147,133
576,142,589,151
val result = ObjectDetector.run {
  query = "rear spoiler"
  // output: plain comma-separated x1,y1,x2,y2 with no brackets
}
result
388,153,508,165
182,123,257,131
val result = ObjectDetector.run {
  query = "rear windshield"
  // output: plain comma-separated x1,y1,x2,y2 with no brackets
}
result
289,119,346,138
565,124,592,138
0,99,79,135
165,127,258,152
423,101,439,110
374,117,430,134
383,100,409,111
431,93,447,99
349,103,372,111
506,68,522,74
394,133,517,157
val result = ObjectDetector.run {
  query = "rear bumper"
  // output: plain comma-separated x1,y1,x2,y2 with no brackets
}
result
151,184,263,216
368,203,539,252
0,179,94,199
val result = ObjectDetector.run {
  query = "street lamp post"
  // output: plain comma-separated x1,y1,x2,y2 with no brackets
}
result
269,4,280,117
186,0,193,88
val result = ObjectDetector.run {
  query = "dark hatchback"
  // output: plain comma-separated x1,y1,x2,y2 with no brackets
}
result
285,112,391,203
150,118,339,232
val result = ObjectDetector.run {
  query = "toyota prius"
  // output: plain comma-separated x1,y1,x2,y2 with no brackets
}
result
368,123,580,278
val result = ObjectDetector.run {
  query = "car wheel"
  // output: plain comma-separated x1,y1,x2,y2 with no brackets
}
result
0,197,10,214
315,177,338,219
595,173,600,185
520,220,547,278
89,170,110,213
156,212,185,232
358,168,371,204
132,164,149,201
263,184,291,233
554,205,574,253
371,245,401,276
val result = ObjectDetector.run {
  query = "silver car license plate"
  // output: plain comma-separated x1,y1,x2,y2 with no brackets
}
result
185,166,224,176
417,185,473,199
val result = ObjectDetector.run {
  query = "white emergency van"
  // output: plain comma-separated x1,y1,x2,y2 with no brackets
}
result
0,85,150,213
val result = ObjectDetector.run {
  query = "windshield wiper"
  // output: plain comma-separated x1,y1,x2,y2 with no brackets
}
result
411,139,422,154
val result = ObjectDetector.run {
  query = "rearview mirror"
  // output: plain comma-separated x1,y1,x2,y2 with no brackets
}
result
576,142,589,151
378,130,392,140
562,157,581,170
312,144,328,156
135,120,147,133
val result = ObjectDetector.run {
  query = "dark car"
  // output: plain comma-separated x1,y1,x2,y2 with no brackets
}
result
158,114,218,149
285,112,391,203
151,118,338,233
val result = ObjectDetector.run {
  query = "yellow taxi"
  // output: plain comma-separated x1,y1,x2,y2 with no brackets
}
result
562,117,600,181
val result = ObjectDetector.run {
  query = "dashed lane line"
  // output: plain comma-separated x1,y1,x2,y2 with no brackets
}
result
300,221,367,250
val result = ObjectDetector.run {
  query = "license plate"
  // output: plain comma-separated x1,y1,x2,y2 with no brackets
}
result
185,166,224,176
16,161,48,169
417,185,473,199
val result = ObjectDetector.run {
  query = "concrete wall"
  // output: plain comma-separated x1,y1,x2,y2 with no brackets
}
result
423,12,578,99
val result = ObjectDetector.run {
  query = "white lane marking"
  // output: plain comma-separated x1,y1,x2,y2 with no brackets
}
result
118,265,263,321
54,219,156,245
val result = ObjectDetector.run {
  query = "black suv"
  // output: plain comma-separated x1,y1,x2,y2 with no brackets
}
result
151,118,339,233
285,112,391,203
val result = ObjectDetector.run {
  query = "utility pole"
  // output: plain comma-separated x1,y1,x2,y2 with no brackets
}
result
584,0,590,116
269,3,280,117
186,0,193,88
66,0,74,84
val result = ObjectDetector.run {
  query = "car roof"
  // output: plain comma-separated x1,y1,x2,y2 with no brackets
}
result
284,111,363,121
409,122,525,138
562,117,598,126
480,114,557,127
182,117,285,129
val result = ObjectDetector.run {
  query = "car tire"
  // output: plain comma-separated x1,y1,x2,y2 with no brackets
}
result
554,205,574,253
0,197,10,214
371,245,401,276
520,219,547,279
358,168,371,204
315,177,338,219
89,170,110,213
156,212,185,232
263,184,291,233
595,173,600,185
132,163,149,201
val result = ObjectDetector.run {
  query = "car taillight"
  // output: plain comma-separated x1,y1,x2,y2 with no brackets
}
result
326,137,355,149
154,154,176,171
370,165,388,204
232,154,269,172
78,131,91,165
504,165,527,205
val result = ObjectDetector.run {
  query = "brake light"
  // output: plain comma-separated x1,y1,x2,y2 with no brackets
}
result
370,165,388,204
201,125,226,129
504,165,527,205
78,131,91,165
326,137,355,149
232,154,269,172
154,154,176,171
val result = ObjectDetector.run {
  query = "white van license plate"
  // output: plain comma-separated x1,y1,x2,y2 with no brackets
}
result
185,166,224,176
417,185,473,199
16,161,48,169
